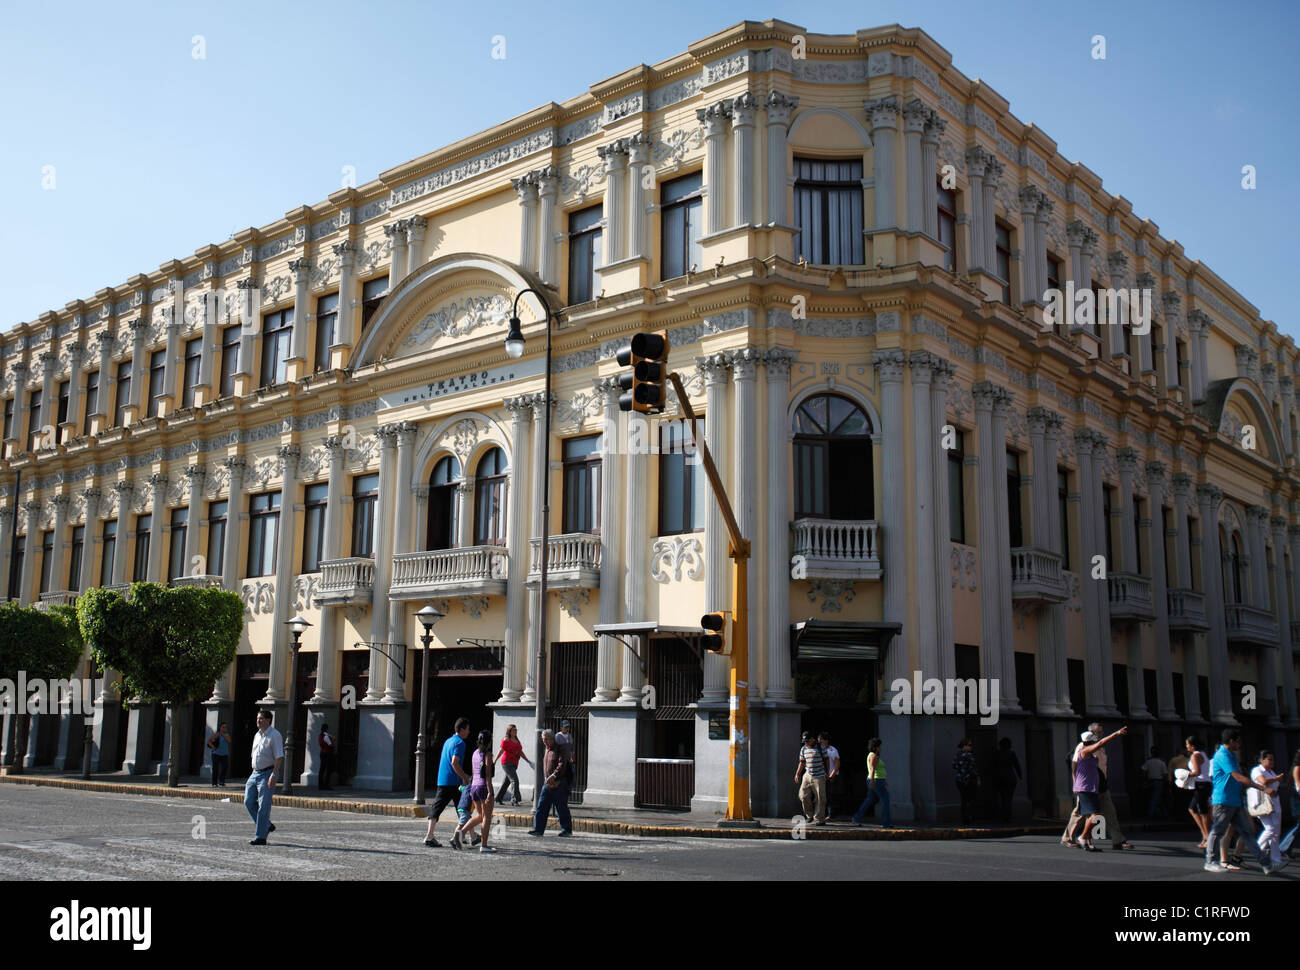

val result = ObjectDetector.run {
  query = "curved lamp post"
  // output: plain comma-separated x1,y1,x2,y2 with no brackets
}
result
504,288,553,806
413,603,444,805
281,614,311,795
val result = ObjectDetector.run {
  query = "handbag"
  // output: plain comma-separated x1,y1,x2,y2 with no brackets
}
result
1174,767,1193,789
1248,791,1273,817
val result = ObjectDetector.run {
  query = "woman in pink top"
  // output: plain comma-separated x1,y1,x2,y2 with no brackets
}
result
494,723,532,806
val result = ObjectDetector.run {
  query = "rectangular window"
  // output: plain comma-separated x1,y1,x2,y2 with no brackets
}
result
660,173,703,280
169,507,188,583
83,370,99,434
360,276,388,332
995,223,1012,304
133,513,152,582
351,474,379,558
314,293,338,373
949,433,966,543
1007,451,1023,549
146,349,166,418
793,157,864,265
68,525,85,591
567,205,603,305
57,380,70,428
247,492,280,578
8,535,24,600
39,530,54,595
474,463,507,546
2,397,12,441
28,389,42,451
1058,470,1071,571
659,419,706,535
207,500,227,578
220,326,240,398
260,308,293,388
101,520,117,585
1046,256,1061,293
114,360,132,427
302,483,328,573
1174,339,1187,388
1132,494,1143,574
937,184,957,271
561,434,602,534
182,338,202,409
1161,506,1171,585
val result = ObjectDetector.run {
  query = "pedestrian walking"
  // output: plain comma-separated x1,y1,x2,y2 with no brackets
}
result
819,732,841,821
1141,746,1168,818
1185,736,1212,848
1249,750,1284,870
953,738,979,824
244,710,283,846
494,723,532,806
1204,728,1280,874
1281,749,1300,857
455,730,497,853
995,738,1022,822
794,731,830,825
423,717,472,848
318,722,336,791
207,721,230,788
1061,722,1134,850
851,738,890,828
527,729,572,838
1070,726,1127,851
555,719,576,786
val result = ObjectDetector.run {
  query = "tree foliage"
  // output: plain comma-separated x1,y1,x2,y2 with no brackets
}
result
0,602,86,775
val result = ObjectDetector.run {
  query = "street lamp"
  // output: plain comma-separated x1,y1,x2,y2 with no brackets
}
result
413,603,444,805
504,288,554,806
282,615,311,795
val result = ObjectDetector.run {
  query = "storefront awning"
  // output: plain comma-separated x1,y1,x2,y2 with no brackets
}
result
790,620,902,664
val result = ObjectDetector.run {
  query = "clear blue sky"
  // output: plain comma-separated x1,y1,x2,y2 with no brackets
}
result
2,0,1296,338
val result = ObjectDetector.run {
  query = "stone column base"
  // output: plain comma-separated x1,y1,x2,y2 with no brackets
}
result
122,703,159,776
92,701,125,773
353,701,411,792
582,702,639,809
748,700,805,819
490,703,538,804
690,702,730,814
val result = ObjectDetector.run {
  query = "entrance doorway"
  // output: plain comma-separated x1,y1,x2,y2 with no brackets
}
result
337,650,371,785
406,645,503,787
232,654,269,777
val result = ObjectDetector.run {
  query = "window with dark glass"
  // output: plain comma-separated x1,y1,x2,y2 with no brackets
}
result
661,172,703,280
114,360,132,427
562,435,602,534
315,293,338,373
1058,469,1071,570
1173,339,1187,388
1046,256,1061,294
101,520,117,585
302,483,328,573
247,492,280,577
1229,533,1244,602
207,500,227,577
146,349,166,418
473,448,508,546
567,206,603,304
994,222,1012,304
1102,487,1114,569
793,394,874,519
427,456,460,551
168,508,188,582
39,530,54,595
57,380,70,428
182,338,202,408
360,276,388,331
351,474,379,557
83,370,98,434
27,388,42,451
2,397,12,441
793,158,864,265
950,434,966,543
1132,494,1143,574
1160,507,1171,583
937,184,957,271
659,418,706,535
133,513,152,582
220,325,240,398
1007,451,1023,548
8,535,24,600
260,309,293,388
68,525,84,591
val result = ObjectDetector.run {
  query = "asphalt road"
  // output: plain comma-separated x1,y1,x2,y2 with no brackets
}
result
0,784,1294,882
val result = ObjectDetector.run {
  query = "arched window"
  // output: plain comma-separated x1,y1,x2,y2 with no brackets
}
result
426,455,461,551
792,394,874,519
474,448,508,545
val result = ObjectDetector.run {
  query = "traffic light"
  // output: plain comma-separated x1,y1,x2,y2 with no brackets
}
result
701,612,726,653
616,331,670,413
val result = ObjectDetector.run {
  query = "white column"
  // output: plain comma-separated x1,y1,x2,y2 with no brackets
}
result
1270,516,1296,725
513,174,540,274
267,446,299,704
198,292,217,390
537,168,560,288
864,96,900,230
79,489,101,594
620,405,649,703
48,495,69,594
1197,484,1231,721
873,350,907,691
1146,463,1178,719
385,423,417,701
594,377,623,702
983,159,1002,274
902,100,928,234
699,354,731,704
910,353,939,675
288,258,311,365
964,148,988,271
311,436,347,704
697,101,730,236
1189,310,1210,403
731,92,758,228
1171,474,1194,589
405,216,427,277
501,397,532,703
931,360,956,682
454,480,473,548
973,383,1003,687
146,473,167,582
111,483,133,586
1116,450,1148,719
333,241,357,351
626,133,652,259
9,362,30,448
523,392,551,705
39,352,57,441
991,389,1019,709
367,426,397,700
220,459,245,594
18,500,39,604
921,110,944,239
729,346,760,692
183,466,204,570
598,140,628,264
765,349,796,699
1029,408,1067,713
762,92,798,226
1034,196,1054,307
1074,432,1104,713
1019,188,1040,305
63,345,85,439
235,280,258,380
385,221,408,288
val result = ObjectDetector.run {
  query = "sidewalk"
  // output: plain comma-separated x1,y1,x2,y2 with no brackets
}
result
0,768,1174,841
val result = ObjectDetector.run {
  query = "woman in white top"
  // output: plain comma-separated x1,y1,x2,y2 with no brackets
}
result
1184,736,1211,848
1281,749,1300,859
1249,750,1284,868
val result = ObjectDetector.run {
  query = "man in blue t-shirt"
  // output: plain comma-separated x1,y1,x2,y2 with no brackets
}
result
1204,728,1282,874
423,718,472,848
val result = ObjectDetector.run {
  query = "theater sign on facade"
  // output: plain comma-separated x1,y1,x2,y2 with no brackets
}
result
2,20,1297,821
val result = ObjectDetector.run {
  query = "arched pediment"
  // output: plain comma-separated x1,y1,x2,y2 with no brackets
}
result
1202,378,1283,463
351,253,556,368
787,106,871,151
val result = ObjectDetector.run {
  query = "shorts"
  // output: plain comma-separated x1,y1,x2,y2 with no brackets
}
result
469,784,490,803
427,784,461,821
1190,782,1211,814
1075,791,1101,817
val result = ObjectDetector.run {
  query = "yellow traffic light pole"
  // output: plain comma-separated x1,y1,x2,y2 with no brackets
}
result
668,372,752,822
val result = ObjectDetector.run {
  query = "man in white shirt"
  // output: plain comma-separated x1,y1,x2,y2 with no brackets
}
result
245,710,284,846
1142,746,1169,818
818,732,841,821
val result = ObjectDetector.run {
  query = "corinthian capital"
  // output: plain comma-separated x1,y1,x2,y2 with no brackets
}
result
763,91,799,127
863,95,900,130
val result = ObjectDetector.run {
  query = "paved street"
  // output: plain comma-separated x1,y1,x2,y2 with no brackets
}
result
0,784,1295,881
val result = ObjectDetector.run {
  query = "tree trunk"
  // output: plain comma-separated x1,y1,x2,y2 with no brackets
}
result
166,701,181,787
10,713,30,775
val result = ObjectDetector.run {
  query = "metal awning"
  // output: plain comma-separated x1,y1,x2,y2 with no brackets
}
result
790,620,902,665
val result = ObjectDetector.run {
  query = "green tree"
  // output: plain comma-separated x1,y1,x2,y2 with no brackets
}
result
0,603,85,776
77,583,242,787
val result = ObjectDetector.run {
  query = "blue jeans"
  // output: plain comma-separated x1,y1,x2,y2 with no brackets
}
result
245,768,274,840
533,780,572,834
1206,803,1266,866
853,780,890,827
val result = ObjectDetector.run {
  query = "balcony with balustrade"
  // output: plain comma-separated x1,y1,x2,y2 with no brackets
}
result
171,574,224,589
1108,572,1155,623
389,546,508,600
1224,602,1278,647
1009,547,1066,604
790,518,882,581
1167,588,1209,632
527,533,601,589
316,557,377,607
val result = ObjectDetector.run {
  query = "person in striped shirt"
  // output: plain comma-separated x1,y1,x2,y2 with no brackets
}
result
795,732,831,825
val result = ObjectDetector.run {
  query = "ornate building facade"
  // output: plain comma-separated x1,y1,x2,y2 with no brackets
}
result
2,20,1296,820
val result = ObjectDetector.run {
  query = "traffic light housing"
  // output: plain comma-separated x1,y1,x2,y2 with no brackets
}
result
701,612,726,653
617,331,670,413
